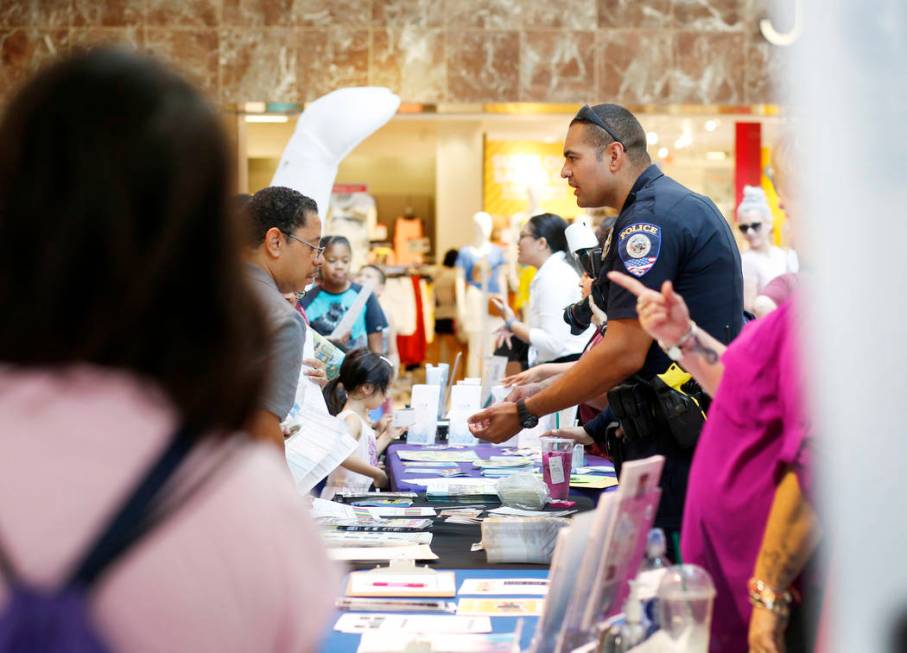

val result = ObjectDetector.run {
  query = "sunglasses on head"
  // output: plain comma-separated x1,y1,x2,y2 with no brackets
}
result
574,105,625,149
738,222,763,234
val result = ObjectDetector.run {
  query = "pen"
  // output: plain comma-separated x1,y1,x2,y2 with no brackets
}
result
371,582,427,588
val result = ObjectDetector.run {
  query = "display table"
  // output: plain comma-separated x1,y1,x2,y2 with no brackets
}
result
318,568,547,653
386,442,617,501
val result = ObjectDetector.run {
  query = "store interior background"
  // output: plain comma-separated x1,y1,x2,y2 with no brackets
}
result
242,108,786,259
0,0,795,377
0,0,794,259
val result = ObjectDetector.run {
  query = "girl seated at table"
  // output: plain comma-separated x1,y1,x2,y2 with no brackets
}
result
321,348,402,498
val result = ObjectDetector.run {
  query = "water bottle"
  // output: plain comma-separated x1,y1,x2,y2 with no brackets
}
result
641,528,669,571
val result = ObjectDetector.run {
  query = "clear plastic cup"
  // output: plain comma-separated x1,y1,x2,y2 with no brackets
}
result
656,564,716,653
540,436,573,500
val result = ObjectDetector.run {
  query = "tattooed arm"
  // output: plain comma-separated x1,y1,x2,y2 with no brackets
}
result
607,271,727,395
749,469,822,653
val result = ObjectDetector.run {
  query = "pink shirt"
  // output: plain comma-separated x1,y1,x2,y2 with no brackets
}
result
681,301,810,652
0,366,339,652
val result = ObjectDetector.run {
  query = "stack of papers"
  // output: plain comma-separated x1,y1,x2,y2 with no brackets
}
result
473,457,533,469
479,517,570,564
328,544,438,562
575,465,616,475
487,506,576,518
334,613,491,634
333,519,434,532
456,598,545,616
459,578,548,596
567,474,619,490
410,477,499,497
439,508,485,525
322,531,433,548
397,450,479,463
356,632,517,653
311,499,437,522
347,570,457,597
401,461,459,468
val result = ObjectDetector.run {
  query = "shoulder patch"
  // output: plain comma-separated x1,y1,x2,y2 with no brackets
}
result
618,222,661,277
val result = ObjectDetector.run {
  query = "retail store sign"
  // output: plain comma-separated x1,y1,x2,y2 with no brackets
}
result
760,0,803,46
483,141,578,219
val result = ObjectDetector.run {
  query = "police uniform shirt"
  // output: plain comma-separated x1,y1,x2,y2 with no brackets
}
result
600,164,744,534
604,164,744,376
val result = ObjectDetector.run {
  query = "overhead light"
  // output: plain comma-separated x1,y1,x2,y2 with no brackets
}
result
704,119,718,132
646,131,659,145
705,151,727,161
657,147,670,159
244,115,289,123
674,134,693,149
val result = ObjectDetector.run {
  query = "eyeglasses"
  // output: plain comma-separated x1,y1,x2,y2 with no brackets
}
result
283,231,325,257
738,222,763,234
574,105,625,149
518,230,537,241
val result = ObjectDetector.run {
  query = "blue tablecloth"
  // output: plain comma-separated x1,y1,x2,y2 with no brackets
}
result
319,568,548,653
386,443,617,500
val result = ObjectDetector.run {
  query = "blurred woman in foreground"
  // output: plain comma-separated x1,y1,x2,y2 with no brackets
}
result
0,48,336,652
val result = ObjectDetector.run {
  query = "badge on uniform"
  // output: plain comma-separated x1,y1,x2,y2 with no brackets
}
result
618,222,661,277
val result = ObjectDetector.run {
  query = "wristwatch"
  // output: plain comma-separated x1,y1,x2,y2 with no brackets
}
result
659,320,698,362
515,399,539,429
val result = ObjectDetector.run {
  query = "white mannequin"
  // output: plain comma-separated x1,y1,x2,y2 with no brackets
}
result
270,87,400,219
455,212,506,378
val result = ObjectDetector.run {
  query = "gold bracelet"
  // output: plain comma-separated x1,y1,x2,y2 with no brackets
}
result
747,578,792,617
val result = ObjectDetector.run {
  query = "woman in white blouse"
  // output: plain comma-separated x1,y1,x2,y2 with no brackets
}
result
492,213,594,366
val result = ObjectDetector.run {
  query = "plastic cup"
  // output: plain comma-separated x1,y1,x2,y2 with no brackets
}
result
540,436,573,500
656,564,716,653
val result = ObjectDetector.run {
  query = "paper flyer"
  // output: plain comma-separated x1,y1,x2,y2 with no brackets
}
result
334,613,491,634
448,384,482,446
283,409,357,496
456,598,545,617
311,330,345,380
329,279,375,340
357,632,516,653
347,571,456,597
568,474,619,490
398,450,479,463
458,578,549,596
480,355,508,407
327,544,439,562
408,384,441,445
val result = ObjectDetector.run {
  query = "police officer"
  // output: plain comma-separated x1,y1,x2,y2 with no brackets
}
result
469,103,743,538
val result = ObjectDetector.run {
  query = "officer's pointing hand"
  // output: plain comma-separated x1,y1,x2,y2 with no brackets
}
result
467,402,521,444
607,271,692,346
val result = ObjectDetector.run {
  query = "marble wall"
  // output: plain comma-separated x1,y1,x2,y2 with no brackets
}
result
0,0,784,106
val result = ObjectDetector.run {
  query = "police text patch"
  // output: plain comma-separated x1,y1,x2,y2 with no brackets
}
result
618,222,661,277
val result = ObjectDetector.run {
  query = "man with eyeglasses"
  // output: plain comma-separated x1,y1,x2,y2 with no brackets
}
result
243,186,323,448
469,103,744,543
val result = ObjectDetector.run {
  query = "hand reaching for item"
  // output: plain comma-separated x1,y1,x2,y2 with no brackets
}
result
542,426,593,446
505,382,545,403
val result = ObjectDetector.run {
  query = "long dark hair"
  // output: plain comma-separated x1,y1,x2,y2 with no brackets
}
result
323,348,392,416
0,47,267,436
528,213,570,254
